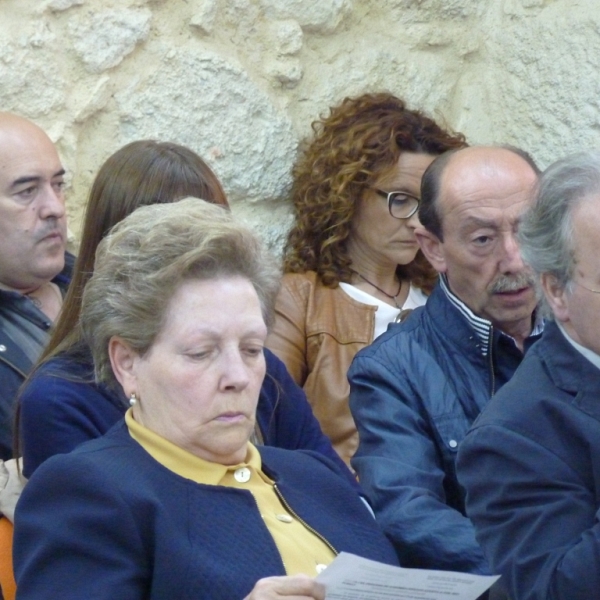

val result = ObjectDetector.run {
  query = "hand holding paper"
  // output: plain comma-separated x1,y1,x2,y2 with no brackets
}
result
316,553,499,600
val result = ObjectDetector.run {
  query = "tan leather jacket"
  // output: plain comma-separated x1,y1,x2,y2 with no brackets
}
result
266,272,376,466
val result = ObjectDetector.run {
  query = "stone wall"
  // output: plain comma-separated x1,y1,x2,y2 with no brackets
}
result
2,0,600,249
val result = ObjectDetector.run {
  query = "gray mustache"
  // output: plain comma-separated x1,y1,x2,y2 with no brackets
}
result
489,272,536,293
34,221,64,243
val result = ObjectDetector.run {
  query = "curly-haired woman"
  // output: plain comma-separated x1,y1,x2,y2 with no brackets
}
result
266,93,466,465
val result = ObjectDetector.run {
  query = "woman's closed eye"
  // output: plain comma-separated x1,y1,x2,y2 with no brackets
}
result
389,193,413,207
187,348,215,361
242,345,264,358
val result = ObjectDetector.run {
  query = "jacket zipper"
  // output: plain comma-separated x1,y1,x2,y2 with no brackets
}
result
273,483,338,556
0,354,28,378
487,325,496,397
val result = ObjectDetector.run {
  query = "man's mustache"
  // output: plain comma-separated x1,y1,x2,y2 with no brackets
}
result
489,271,536,294
34,221,65,243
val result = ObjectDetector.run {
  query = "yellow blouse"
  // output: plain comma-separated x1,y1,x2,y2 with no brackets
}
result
125,409,335,576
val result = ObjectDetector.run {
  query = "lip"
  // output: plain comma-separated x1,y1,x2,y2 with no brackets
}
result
39,231,64,244
215,412,246,423
494,287,533,303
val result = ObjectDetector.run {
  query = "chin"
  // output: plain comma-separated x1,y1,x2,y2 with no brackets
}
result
212,426,253,455
492,306,537,328
212,443,250,466
36,257,65,280
394,249,419,265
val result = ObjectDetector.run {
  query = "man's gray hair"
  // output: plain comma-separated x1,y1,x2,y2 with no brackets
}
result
80,197,281,391
518,150,600,316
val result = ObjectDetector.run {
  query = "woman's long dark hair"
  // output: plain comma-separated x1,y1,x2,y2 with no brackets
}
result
15,140,229,458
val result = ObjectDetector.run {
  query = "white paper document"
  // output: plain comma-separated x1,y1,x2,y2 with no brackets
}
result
316,552,500,600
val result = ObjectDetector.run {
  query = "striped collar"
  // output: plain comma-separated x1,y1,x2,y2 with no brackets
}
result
439,275,543,356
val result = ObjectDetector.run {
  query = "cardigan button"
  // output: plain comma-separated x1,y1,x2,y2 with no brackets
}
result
448,439,458,449
275,514,293,523
234,467,251,483
0,345,6,352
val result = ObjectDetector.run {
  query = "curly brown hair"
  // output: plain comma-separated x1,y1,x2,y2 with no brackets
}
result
284,92,467,291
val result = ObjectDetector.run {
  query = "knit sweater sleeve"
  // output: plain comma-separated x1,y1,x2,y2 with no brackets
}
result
19,361,125,478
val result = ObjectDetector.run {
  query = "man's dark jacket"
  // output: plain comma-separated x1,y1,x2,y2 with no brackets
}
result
349,282,536,573
458,321,600,600
0,253,74,460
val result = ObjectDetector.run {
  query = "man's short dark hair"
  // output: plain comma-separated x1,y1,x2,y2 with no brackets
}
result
419,149,459,241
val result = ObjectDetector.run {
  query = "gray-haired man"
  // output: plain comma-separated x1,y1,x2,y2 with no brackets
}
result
458,150,600,600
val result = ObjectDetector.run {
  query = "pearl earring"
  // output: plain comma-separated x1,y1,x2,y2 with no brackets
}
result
129,392,137,407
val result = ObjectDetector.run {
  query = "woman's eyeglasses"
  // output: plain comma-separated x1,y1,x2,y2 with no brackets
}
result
374,189,420,219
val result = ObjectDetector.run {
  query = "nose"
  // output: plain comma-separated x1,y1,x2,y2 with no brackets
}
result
499,232,526,274
39,183,66,221
219,348,252,392
405,208,422,229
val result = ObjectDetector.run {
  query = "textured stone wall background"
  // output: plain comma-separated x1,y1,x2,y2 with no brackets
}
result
2,0,600,249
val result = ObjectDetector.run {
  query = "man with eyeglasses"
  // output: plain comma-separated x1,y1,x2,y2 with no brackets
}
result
348,146,542,580
457,150,600,600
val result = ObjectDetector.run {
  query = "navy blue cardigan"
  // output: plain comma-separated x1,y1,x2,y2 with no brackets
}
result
14,422,398,599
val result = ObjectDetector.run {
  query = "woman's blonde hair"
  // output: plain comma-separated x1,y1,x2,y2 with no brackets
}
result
80,198,281,391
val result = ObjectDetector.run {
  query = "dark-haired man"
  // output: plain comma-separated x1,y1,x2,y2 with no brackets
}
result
349,146,542,574
0,112,72,460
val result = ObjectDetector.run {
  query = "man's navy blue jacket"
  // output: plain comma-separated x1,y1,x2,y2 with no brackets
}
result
458,321,600,600
349,281,538,573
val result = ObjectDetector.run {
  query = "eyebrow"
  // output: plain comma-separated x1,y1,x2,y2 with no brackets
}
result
182,324,267,338
460,216,500,230
378,186,420,198
10,169,66,190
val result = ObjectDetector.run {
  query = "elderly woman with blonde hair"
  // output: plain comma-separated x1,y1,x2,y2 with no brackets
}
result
13,199,397,600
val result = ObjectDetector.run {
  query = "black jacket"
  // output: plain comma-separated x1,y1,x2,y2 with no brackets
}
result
0,252,74,460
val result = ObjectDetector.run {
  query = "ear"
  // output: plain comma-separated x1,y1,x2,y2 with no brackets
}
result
108,336,139,397
415,227,447,273
541,273,570,322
